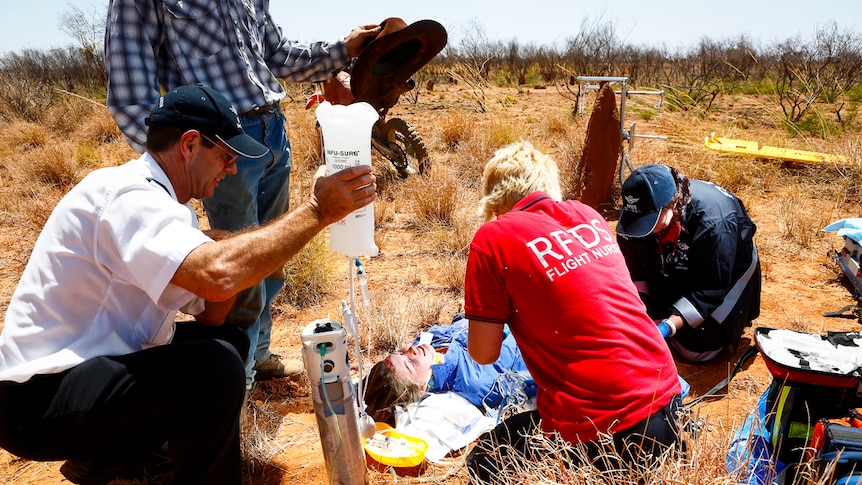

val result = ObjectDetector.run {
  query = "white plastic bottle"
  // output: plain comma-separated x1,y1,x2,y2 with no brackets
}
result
316,101,379,257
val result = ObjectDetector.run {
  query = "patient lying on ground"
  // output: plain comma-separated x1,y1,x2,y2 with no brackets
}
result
363,314,536,427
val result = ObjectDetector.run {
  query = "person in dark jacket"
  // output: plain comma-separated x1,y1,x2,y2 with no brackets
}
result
616,164,761,363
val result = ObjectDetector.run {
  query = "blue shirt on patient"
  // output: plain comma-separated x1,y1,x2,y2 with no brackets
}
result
413,314,536,411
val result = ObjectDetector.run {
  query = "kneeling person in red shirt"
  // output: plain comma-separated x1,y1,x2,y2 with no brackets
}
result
464,141,684,483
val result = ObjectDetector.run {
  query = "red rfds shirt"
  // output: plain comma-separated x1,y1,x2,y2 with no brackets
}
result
464,192,680,444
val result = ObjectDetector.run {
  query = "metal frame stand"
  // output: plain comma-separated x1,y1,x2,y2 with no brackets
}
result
576,76,667,187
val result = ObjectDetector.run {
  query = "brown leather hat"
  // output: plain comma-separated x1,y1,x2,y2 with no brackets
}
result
350,18,447,110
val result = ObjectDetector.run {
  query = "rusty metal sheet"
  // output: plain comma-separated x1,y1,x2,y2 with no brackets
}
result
577,83,621,211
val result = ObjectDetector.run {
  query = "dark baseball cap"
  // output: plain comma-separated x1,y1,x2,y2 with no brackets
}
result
145,84,268,159
617,164,676,238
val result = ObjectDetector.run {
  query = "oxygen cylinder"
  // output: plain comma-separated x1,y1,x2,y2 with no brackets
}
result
300,318,367,485
316,101,379,258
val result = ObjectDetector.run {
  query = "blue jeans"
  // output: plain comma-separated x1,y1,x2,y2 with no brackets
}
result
202,109,291,388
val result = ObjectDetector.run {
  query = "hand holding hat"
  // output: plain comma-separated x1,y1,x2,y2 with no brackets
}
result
349,18,447,111
344,24,383,58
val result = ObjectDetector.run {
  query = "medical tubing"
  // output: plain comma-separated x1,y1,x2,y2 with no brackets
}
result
345,261,358,336
319,343,342,485
347,258,368,412
493,371,529,424
355,258,371,306
489,346,529,424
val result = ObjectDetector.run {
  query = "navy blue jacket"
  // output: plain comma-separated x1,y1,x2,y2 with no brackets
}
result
617,180,761,352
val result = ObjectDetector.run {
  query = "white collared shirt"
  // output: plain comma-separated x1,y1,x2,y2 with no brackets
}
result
0,153,212,383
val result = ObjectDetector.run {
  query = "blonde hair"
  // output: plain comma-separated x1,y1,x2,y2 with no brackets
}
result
479,141,562,221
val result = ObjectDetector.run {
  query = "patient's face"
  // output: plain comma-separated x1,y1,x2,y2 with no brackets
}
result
385,343,435,386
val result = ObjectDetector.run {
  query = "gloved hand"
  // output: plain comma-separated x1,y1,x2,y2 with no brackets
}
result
657,319,675,339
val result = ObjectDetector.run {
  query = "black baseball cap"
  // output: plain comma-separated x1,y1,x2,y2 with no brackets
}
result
145,84,268,159
617,164,677,238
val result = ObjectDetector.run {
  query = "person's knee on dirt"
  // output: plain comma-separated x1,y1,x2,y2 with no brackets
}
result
616,164,761,363
465,410,541,484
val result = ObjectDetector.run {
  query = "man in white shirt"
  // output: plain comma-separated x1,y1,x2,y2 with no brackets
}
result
0,84,376,485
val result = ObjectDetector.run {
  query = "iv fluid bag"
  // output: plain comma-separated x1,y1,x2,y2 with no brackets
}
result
316,101,379,257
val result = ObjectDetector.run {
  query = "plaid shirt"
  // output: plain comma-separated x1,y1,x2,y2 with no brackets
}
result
105,0,350,152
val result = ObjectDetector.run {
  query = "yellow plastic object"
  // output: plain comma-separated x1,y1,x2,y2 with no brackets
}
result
704,133,847,165
363,423,428,469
